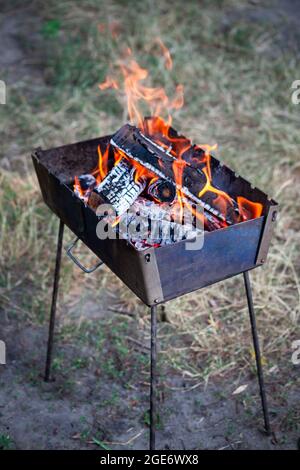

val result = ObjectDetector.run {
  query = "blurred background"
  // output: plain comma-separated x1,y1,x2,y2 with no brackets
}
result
0,0,299,450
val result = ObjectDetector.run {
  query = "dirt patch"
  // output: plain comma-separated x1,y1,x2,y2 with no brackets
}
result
0,4,47,172
0,300,299,450
223,0,300,57
0,7,45,87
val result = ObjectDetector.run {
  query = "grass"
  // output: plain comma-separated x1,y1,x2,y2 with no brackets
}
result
0,0,299,445
0,434,14,450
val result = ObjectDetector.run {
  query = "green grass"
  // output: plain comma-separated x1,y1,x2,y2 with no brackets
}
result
92,437,111,450
0,0,299,403
0,434,14,450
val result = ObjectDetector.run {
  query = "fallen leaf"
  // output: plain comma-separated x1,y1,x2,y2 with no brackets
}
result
232,384,248,395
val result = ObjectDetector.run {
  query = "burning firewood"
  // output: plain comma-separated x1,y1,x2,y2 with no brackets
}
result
147,178,176,203
88,191,102,211
78,169,222,232
92,159,146,215
78,174,96,190
75,120,242,233
74,174,96,203
110,123,240,225
118,197,203,250
76,160,223,232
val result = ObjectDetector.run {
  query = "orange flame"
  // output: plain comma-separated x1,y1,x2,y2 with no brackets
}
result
99,44,183,129
97,145,109,183
72,39,265,230
131,159,152,183
195,144,234,224
171,84,184,110
74,175,84,198
156,38,172,70
99,77,118,91
237,196,263,220
172,141,191,223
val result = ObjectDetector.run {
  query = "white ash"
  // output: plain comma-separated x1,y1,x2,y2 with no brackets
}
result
117,197,203,250
94,159,146,216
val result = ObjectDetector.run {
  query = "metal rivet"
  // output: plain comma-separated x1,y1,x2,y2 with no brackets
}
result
272,211,277,222
145,253,151,263
261,258,265,264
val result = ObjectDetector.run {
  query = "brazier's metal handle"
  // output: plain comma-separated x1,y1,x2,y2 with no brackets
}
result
65,237,103,273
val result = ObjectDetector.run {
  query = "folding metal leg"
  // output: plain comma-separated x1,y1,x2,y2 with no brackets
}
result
44,220,64,382
150,304,157,450
243,271,271,435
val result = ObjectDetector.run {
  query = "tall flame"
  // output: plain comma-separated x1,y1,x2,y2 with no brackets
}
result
72,39,265,230
156,37,173,70
99,42,183,129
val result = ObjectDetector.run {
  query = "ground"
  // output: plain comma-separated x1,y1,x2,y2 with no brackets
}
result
1,288,299,450
0,0,299,450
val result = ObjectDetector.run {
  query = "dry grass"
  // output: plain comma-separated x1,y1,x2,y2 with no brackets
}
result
0,0,299,384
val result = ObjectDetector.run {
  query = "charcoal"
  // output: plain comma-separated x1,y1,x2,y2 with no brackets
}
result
78,174,96,190
88,191,102,211
147,178,176,203
93,159,146,216
118,197,203,250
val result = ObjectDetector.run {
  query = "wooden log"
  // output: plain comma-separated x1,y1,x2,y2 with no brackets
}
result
93,159,146,216
78,174,96,190
110,123,240,225
147,178,176,203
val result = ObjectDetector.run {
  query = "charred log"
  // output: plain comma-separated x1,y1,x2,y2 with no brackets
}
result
78,174,96,191
147,178,176,203
88,191,102,211
110,123,240,225
93,159,146,215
